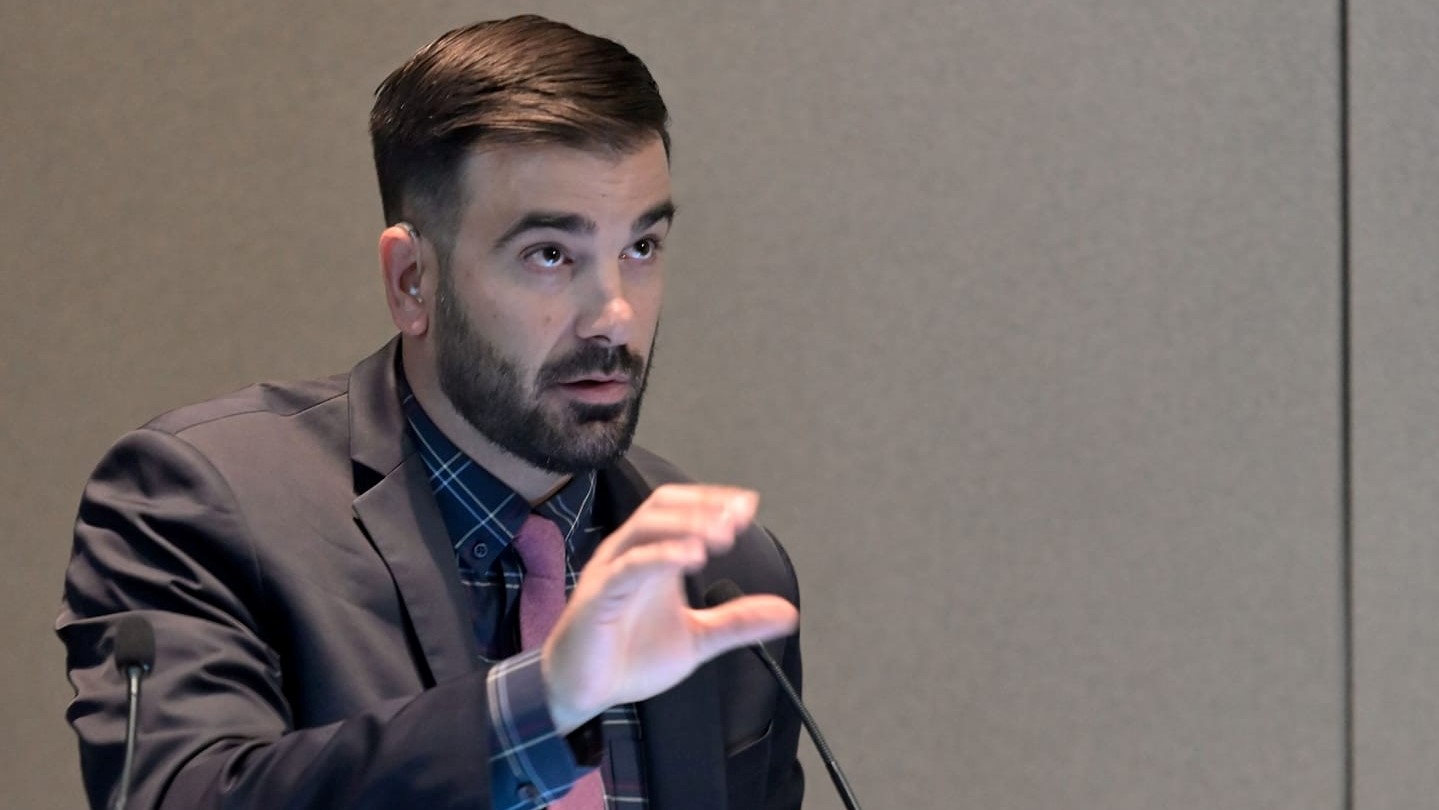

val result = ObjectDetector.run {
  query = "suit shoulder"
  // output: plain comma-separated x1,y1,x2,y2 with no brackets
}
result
618,445,695,486
142,373,349,438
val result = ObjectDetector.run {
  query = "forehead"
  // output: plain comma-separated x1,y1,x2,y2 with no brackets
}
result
456,138,672,238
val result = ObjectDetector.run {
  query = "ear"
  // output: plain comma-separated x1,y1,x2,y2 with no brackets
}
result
379,224,429,336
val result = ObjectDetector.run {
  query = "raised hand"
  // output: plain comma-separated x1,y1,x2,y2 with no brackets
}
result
541,484,800,734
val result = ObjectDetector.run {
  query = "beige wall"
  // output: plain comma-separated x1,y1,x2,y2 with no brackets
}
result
1,1,1422,808
1352,1,1439,808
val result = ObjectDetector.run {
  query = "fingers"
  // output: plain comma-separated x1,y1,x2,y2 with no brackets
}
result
690,594,800,662
601,536,708,593
591,484,759,565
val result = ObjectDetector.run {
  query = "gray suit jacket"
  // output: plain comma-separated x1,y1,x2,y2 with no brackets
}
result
58,339,804,810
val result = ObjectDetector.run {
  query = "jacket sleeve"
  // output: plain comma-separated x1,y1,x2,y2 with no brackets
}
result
57,428,492,810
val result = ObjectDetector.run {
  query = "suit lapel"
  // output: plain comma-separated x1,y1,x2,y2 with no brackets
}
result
601,459,728,810
352,455,478,685
347,340,478,686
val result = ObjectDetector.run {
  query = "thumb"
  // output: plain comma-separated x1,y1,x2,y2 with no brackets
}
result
691,595,800,661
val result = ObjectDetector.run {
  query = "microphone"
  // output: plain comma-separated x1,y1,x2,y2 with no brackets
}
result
704,580,863,810
111,615,155,810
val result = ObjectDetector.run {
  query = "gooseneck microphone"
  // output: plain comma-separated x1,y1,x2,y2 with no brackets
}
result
704,580,863,810
111,615,155,810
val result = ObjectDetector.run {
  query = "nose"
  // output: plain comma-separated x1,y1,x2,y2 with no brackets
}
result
575,259,634,346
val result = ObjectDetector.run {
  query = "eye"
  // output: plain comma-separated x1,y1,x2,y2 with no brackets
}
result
521,244,571,271
622,237,664,262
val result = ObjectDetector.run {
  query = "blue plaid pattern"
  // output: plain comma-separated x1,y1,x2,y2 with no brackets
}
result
400,381,648,809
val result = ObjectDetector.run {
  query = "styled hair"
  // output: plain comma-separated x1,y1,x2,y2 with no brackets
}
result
369,15,671,256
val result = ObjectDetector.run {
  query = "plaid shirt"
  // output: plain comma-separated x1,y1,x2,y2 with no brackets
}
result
401,383,648,810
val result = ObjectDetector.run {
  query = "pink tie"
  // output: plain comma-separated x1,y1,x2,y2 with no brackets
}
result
512,514,606,810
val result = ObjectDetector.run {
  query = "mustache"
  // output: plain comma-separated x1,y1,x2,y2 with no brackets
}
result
536,343,647,387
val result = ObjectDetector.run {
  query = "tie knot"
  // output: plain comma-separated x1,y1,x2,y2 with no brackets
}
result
512,513,567,580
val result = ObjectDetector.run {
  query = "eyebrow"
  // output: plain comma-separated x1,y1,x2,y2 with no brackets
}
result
492,212,596,251
491,199,677,252
633,200,677,234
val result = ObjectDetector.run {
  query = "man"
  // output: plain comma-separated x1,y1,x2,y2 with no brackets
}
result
57,16,804,810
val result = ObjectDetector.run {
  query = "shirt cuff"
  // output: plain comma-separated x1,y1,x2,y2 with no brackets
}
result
487,649,594,809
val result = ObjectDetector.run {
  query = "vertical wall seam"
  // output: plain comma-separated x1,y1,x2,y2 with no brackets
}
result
1339,0,1355,807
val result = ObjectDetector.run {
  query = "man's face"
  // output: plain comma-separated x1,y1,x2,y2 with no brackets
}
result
431,138,671,473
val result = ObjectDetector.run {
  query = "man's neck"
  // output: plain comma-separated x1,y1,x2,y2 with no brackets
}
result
401,341,570,505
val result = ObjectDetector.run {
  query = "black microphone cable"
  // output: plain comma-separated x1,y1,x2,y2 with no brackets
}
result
705,579,863,810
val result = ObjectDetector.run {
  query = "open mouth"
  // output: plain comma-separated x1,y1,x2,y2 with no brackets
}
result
553,377,632,404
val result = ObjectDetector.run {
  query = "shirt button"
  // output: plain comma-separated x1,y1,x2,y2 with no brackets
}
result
473,543,489,559
518,784,539,803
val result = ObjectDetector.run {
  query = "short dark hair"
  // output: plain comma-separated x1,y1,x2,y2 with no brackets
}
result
369,15,671,256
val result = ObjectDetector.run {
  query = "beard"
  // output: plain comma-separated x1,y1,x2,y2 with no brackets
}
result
432,275,652,474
